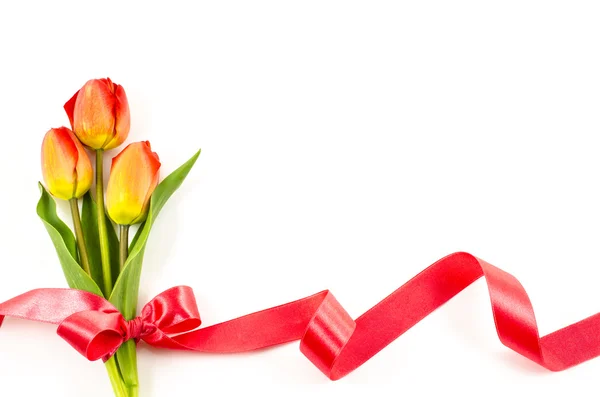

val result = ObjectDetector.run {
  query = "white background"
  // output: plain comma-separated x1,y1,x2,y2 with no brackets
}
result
1,1,600,396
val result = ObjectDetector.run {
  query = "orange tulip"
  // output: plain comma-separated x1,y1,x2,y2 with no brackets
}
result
106,141,161,225
64,78,130,150
41,127,93,200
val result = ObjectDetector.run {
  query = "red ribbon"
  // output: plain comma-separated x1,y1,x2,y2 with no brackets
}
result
2,252,600,379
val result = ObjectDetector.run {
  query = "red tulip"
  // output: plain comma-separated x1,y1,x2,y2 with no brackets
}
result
64,78,130,150
41,127,93,200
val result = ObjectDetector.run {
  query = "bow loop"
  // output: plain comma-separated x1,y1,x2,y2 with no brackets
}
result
140,286,201,335
58,310,124,361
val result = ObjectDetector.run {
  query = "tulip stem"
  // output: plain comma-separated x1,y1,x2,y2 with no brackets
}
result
119,225,129,269
69,198,91,275
105,356,128,397
96,149,113,297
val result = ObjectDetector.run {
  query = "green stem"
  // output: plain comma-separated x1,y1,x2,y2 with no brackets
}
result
116,223,138,396
105,357,128,397
69,198,91,275
116,342,139,397
127,385,139,397
119,225,129,270
96,149,113,296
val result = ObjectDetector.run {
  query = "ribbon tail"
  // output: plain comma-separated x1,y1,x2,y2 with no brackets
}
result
150,290,330,351
145,252,600,379
0,288,118,340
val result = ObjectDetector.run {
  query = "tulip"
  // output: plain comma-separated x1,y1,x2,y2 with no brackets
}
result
64,78,130,150
65,78,131,295
106,141,161,226
41,127,93,200
41,127,93,276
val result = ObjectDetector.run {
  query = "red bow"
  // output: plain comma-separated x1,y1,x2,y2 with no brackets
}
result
57,286,201,360
3,252,600,380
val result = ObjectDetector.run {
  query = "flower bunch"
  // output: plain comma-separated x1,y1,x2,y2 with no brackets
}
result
39,78,200,396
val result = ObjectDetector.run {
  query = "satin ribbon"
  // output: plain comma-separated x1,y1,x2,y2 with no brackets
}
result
2,252,600,379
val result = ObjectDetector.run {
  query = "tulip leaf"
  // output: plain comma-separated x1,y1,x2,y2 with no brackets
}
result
81,192,121,288
128,221,145,253
109,149,201,318
36,183,103,296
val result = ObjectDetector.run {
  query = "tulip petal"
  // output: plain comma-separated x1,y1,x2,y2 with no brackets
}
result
130,168,160,224
64,90,79,129
72,133,93,198
104,83,130,150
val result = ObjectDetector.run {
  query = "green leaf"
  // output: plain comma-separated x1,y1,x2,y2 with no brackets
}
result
116,340,139,390
128,221,145,253
81,192,121,289
37,183,103,296
109,149,201,318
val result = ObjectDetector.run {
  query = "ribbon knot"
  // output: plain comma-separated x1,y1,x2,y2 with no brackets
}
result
55,286,202,361
124,316,151,341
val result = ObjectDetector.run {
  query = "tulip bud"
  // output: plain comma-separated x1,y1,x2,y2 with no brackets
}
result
64,78,130,150
106,141,161,225
41,127,93,200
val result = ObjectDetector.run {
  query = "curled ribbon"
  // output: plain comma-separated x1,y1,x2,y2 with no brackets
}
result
2,252,600,379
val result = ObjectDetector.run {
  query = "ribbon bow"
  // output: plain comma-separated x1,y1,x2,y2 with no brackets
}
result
4,252,600,380
57,286,201,361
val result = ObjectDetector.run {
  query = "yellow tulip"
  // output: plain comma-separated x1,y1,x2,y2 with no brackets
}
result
41,127,93,200
106,141,161,225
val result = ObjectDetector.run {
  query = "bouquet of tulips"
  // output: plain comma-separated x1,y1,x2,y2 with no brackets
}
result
39,78,199,396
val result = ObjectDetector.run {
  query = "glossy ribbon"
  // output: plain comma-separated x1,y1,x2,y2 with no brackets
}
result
2,252,600,379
